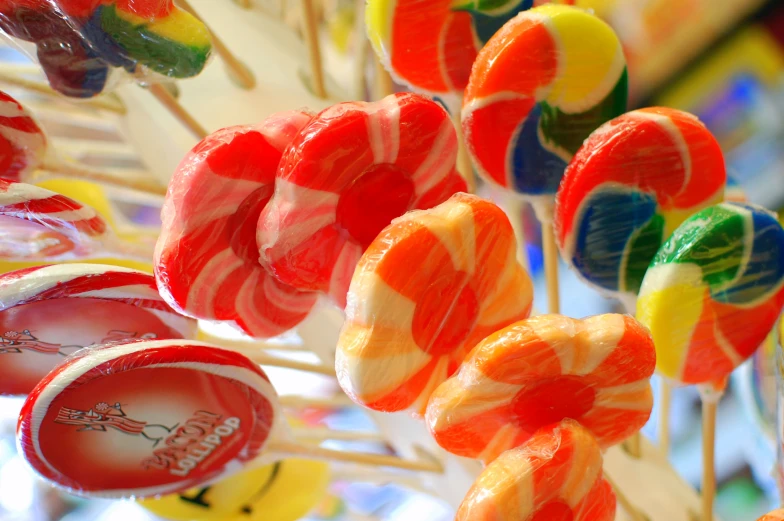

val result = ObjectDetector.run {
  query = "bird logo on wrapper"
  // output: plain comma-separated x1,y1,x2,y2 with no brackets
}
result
0,329,65,355
54,401,177,447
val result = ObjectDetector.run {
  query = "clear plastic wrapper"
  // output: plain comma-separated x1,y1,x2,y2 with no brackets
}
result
0,0,213,98
335,193,533,414
139,457,330,521
257,92,466,308
155,111,320,340
426,313,655,462
461,4,627,216
758,510,784,521
637,202,784,390
455,419,616,521
554,107,727,300
17,339,277,498
0,263,196,395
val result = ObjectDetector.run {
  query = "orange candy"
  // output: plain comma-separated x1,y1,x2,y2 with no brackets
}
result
426,314,655,462
759,510,784,521
456,419,616,521
336,193,533,414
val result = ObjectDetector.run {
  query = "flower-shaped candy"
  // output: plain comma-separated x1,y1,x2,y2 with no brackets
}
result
336,193,533,413
426,314,655,462
257,92,467,307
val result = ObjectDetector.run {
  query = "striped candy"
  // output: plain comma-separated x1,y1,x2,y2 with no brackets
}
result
0,263,197,395
17,339,277,498
156,113,319,339
426,314,655,462
257,93,466,308
462,5,627,202
0,178,108,260
456,419,615,521
336,193,533,414
638,202,784,388
759,510,784,521
555,108,727,297
0,90,47,181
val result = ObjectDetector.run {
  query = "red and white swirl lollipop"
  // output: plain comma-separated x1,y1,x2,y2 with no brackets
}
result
257,92,467,307
0,263,197,395
155,112,319,338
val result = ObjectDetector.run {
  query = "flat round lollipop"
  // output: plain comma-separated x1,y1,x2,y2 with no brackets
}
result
456,419,615,521
555,107,727,298
0,178,109,260
140,458,330,521
366,0,575,99
0,90,47,181
637,202,784,388
258,92,466,307
759,510,784,521
462,4,628,205
426,313,654,462
156,112,319,339
0,263,196,395
336,193,533,414
17,339,277,498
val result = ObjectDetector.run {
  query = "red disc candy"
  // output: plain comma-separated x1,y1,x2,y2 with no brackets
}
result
0,90,47,182
0,263,196,395
426,313,655,462
17,339,277,498
257,92,467,307
456,419,616,521
155,112,319,339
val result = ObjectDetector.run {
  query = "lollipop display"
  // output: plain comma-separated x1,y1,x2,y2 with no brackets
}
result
336,193,533,414
426,313,655,462
555,107,726,301
455,419,615,521
257,92,466,307
155,111,319,339
0,263,196,395
462,4,628,313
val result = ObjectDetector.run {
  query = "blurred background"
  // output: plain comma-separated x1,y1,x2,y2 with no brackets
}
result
1,0,784,520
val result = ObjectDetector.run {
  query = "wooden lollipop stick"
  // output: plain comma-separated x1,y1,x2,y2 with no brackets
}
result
701,397,718,521
246,352,336,376
176,0,256,89
541,220,560,314
291,427,385,443
0,71,127,115
659,379,672,455
353,0,369,100
146,83,209,139
624,433,642,459
279,394,354,409
604,472,648,521
268,440,444,473
301,0,327,98
373,55,393,100
198,329,311,353
40,159,167,196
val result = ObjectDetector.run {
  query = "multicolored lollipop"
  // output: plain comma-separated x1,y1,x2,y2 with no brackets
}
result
257,92,466,307
0,263,196,395
455,419,616,521
336,193,533,413
555,107,726,299
155,112,319,339
462,4,627,206
637,202,784,388
0,90,47,182
758,510,784,521
426,313,655,462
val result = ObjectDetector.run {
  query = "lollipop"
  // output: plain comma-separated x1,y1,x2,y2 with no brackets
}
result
156,112,319,339
336,193,533,413
17,339,442,498
140,458,330,521
555,108,726,300
257,92,466,307
0,263,196,395
455,419,615,521
759,510,784,521
426,313,654,462
0,90,46,182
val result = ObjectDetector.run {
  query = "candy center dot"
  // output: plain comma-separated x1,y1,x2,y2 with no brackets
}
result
512,376,596,430
531,501,574,521
336,164,415,249
411,271,479,357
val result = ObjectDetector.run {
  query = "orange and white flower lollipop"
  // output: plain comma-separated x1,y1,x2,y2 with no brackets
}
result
426,314,655,462
456,419,616,521
336,193,533,414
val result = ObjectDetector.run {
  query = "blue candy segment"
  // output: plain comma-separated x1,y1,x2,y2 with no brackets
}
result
511,103,568,195
573,190,658,292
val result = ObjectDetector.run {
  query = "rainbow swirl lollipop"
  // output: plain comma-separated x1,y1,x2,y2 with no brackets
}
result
462,4,627,205
638,202,784,388
554,108,726,298
366,0,577,98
